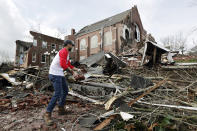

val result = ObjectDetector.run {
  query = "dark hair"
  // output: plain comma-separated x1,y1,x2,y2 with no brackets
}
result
64,40,75,47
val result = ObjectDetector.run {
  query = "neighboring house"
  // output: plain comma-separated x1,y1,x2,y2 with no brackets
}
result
15,5,158,68
65,6,153,61
15,31,66,68
15,40,33,67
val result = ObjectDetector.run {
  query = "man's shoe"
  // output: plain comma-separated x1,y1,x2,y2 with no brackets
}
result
58,106,67,115
44,112,53,126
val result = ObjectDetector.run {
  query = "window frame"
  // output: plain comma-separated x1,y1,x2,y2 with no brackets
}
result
41,54,46,63
33,39,37,46
134,23,140,42
42,41,47,48
80,38,87,50
59,44,63,50
104,31,113,46
90,35,98,49
32,52,36,63
51,43,56,50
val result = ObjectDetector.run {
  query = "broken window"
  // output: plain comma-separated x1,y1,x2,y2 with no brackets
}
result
32,52,36,62
42,41,47,48
59,44,63,50
104,31,112,46
41,54,46,63
80,39,87,50
90,35,98,48
134,24,140,42
125,29,130,40
51,44,56,50
33,39,37,46
19,46,24,53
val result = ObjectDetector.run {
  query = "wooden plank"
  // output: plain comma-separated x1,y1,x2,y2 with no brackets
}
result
128,78,167,107
93,115,115,130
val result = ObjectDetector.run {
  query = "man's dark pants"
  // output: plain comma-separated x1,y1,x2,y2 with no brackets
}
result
46,74,68,112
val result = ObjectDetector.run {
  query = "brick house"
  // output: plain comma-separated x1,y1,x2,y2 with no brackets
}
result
66,6,152,61
15,31,67,68
15,40,33,67
15,5,156,68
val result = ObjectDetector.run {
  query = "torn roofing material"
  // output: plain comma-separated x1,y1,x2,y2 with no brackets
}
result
147,41,170,53
76,9,131,37
80,51,105,67
15,40,33,48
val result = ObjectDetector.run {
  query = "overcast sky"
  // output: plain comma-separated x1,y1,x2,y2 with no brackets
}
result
0,0,197,61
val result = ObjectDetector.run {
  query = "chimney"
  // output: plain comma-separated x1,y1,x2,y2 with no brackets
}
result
71,28,75,35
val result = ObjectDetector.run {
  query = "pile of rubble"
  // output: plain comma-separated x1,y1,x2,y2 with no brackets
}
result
1,52,197,130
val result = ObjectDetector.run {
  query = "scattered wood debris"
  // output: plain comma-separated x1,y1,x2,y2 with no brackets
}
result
1,51,197,130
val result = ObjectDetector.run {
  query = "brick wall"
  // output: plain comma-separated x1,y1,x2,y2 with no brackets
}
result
27,31,64,67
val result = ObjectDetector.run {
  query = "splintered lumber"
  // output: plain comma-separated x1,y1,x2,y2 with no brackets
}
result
68,91,104,105
104,79,165,110
138,101,197,111
128,78,167,107
0,73,21,86
179,80,197,92
93,115,115,130
82,82,125,90
80,51,105,67
108,52,127,68
105,90,129,110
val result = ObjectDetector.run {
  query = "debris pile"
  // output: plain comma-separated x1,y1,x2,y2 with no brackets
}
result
1,52,197,130
71,65,197,131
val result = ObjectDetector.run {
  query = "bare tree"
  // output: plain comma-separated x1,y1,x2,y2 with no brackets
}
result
161,32,187,54
0,50,11,63
176,32,187,54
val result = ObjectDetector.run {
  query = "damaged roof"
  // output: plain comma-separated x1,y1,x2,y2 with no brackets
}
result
15,40,33,48
30,31,64,42
147,41,170,53
76,9,131,37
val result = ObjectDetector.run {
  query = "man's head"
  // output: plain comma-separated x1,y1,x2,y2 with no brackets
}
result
63,40,75,51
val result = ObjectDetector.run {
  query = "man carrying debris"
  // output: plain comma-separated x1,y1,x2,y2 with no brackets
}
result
44,40,80,125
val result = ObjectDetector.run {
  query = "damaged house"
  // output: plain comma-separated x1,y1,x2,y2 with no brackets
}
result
67,5,167,67
15,5,169,68
15,31,76,68
73,5,148,62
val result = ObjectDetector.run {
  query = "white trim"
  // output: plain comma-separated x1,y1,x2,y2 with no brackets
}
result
32,52,36,63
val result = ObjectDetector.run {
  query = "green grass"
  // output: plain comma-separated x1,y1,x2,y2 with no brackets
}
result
175,58,197,63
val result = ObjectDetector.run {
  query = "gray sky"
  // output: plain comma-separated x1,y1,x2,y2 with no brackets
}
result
0,0,197,61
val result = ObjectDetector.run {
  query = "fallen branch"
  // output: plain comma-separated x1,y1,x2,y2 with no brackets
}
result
81,81,125,90
128,78,167,107
68,91,104,105
93,115,115,130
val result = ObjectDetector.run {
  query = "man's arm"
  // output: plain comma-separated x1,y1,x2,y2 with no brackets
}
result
59,49,69,70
